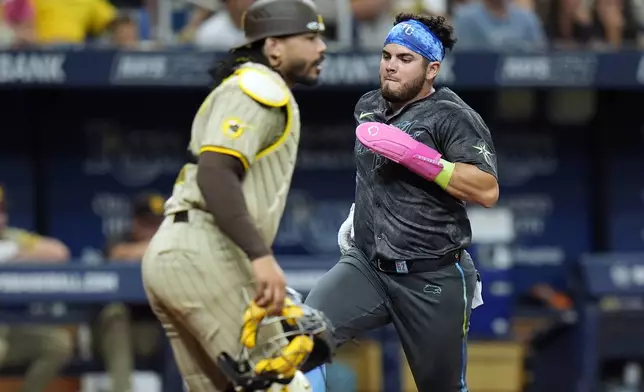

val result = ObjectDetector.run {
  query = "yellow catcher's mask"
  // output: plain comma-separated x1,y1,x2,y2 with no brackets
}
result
217,288,335,392
241,298,314,378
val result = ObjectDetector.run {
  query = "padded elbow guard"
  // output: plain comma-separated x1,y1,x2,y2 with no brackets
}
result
356,122,444,181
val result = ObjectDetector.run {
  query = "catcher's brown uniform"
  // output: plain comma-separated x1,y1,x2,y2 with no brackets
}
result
141,62,300,391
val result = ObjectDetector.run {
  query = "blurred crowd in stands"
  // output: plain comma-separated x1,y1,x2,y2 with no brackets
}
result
0,0,643,51
0,185,165,391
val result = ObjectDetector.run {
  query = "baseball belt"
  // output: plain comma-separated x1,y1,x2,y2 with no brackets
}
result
376,249,462,274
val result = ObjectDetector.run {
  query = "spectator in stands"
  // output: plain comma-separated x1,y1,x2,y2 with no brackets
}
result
352,0,396,48
633,0,644,46
590,0,641,48
539,0,592,47
178,5,214,44
96,193,164,392
542,0,643,48
352,0,446,48
191,0,253,50
396,0,448,17
108,14,140,49
452,0,547,51
0,0,36,47
32,0,117,45
0,185,74,392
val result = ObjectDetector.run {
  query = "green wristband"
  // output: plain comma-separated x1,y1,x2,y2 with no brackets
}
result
434,159,455,189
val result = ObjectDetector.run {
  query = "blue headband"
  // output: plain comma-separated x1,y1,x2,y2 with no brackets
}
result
384,20,445,62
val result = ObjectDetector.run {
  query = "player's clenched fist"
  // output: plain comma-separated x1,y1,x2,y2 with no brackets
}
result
252,255,287,315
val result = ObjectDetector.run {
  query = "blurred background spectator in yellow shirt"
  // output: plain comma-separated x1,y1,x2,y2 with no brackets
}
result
33,0,116,45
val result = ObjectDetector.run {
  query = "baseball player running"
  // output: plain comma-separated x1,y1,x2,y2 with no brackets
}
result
305,13,499,392
141,1,327,391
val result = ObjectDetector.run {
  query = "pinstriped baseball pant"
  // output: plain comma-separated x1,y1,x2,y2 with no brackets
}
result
141,210,284,392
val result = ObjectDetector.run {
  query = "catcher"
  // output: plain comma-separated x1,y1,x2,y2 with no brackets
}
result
140,0,332,390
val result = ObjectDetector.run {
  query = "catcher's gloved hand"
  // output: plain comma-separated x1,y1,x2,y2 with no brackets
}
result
337,203,355,255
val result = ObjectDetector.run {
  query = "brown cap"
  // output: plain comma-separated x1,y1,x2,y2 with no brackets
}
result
132,193,165,220
234,0,325,49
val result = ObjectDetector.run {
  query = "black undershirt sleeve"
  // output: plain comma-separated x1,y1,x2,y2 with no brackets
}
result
196,151,271,260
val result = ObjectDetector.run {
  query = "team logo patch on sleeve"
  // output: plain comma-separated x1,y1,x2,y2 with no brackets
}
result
472,141,494,167
220,117,245,139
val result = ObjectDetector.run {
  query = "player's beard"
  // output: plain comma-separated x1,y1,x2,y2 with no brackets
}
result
285,57,323,86
381,71,426,103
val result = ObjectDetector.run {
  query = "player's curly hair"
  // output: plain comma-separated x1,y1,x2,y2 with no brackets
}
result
208,40,271,87
394,13,457,53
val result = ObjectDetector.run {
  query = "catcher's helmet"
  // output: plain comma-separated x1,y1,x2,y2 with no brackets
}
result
217,288,335,391
233,0,325,50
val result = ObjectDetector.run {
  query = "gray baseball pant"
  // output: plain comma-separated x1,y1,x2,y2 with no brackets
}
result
305,247,477,392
